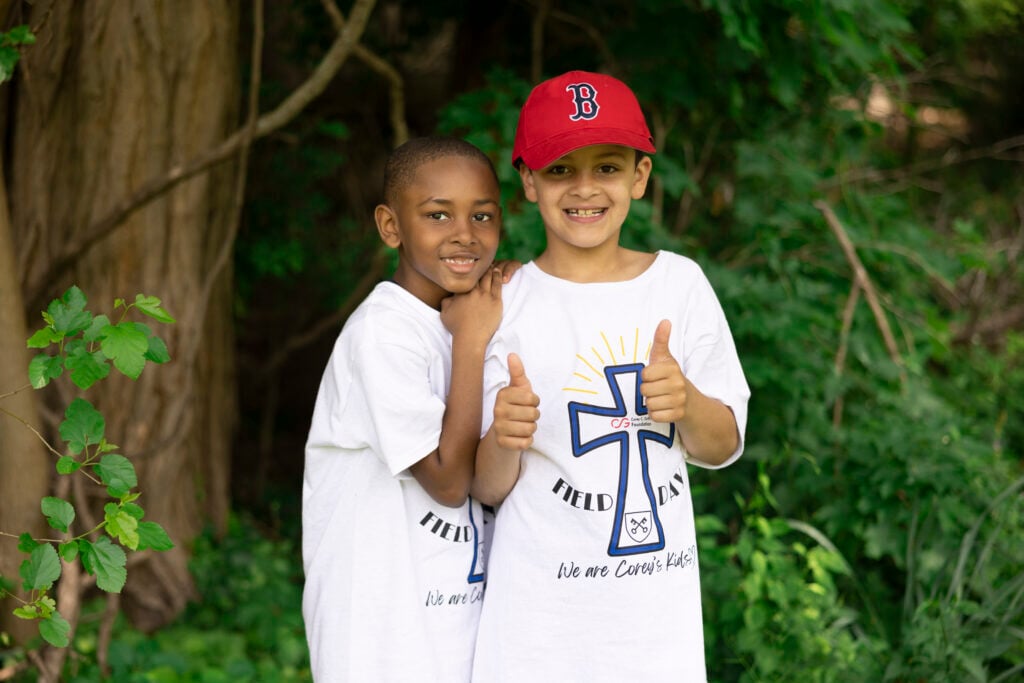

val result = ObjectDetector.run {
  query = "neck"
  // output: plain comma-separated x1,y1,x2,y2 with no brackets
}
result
534,245,656,283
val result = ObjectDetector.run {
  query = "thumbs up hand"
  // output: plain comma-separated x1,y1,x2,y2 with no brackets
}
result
641,319,688,424
493,353,540,451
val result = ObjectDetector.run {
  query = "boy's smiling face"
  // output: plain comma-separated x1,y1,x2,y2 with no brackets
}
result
376,155,501,309
520,144,652,258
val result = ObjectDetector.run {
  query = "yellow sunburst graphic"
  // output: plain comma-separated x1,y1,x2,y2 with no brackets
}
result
562,328,650,395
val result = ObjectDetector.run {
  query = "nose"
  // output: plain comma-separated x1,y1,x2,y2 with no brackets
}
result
449,215,476,245
569,169,600,198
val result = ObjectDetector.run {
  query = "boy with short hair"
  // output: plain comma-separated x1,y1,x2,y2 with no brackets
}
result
302,137,505,682
472,71,750,681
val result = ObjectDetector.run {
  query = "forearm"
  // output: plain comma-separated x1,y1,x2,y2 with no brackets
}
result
471,427,522,506
677,378,740,467
410,337,486,506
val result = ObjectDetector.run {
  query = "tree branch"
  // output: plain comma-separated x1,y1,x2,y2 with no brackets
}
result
815,201,906,385
261,246,389,378
320,0,409,147
25,0,378,304
819,134,1024,190
529,0,551,84
832,282,861,430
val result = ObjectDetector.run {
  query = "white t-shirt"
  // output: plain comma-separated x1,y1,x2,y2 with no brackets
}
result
303,282,488,683
472,251,749,682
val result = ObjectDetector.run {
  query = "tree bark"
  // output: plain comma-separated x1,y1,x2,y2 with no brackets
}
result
0,141,50,646
4,0,240,631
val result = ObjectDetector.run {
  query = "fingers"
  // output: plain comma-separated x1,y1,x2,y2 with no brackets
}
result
495,352,539,450
508,353,530,388
649,319,673,364
497,259,522,282
475,266,504,296
643,320,686,423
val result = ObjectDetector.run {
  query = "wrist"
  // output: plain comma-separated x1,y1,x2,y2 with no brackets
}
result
451,332,491,355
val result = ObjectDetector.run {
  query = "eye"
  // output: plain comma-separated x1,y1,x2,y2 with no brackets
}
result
425,211,450,221
472,212,494,222
545,165,571,177
597,164,620,175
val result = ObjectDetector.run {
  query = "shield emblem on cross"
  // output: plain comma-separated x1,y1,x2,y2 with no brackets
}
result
624,511,653,543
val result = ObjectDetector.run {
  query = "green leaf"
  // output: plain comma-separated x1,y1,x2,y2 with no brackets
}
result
96,453,137,496
5,25,36,45
104,502,140,549
26,326,61,348
59,541,79,563
41,497,75,533
97,438,120,453
19,544,61,591
133,294,176,324
56,456,81,475
39,610,71,648
47,286,92,336
13,605,38,619
28,354,63,388
137,521,174,552
79,536,127,593
100,322,148,378
135,322,171,364
0,46,19,83
82,314,111,342
17,533,39,553
122,502,145,519
63,344,111,389
59,398,105,455
37,595,57,616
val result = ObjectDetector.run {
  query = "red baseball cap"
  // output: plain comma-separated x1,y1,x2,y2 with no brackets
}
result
512,70,656,170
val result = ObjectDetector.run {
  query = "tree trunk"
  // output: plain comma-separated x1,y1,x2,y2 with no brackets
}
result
5,0,240,631
0,147,50,646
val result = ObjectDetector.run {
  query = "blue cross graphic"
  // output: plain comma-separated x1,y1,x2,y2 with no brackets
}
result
467,501,484,584
568,363,675,556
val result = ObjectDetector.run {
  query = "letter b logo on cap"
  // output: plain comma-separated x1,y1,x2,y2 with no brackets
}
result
566,82,600,121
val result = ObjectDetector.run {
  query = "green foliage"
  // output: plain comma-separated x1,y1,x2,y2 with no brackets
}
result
698,470,879,682
51,516,311,683
0,24,34,83
27,286,173,390
1,287,176,650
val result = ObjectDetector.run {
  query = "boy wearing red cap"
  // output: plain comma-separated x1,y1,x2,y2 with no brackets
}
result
471,72,750,681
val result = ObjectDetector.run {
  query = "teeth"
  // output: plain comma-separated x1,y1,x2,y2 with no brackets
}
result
443,257,476,264
567,208,604,217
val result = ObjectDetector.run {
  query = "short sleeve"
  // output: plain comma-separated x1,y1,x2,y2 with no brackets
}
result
346,338,448,477
679,270,750,469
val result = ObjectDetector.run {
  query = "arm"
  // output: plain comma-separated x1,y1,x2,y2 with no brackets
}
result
471,352,539,506
409,268,503,507
641,319,740,466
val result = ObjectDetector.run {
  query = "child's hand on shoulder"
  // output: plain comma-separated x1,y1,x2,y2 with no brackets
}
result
441,267,503,346
641,319,688,423
493,259,522,282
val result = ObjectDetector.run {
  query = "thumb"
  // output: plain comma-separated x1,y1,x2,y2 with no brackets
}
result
508,352,530,387
649,319,674,364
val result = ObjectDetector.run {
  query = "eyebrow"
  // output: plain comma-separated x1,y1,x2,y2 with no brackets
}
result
416,197,500,208
552,150,630,165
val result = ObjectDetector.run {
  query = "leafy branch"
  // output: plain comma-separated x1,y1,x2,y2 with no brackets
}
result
0,286,175,651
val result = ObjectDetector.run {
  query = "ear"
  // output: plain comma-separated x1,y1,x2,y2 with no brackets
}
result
630,156,653,200
374,204,402,248
519,165,539,203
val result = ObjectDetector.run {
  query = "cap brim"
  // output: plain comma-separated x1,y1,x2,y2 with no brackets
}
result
518,127,656,170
